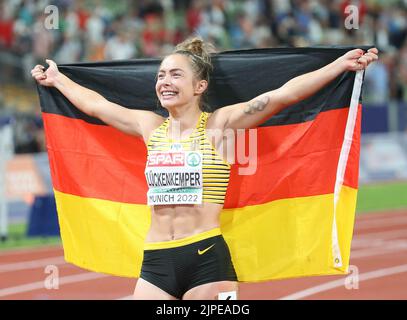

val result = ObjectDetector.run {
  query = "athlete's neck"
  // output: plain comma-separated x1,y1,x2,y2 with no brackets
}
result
167,105,202,140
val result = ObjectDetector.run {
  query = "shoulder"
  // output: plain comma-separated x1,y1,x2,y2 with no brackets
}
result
134,111,166,144
134,110,165,128
146,114,166,134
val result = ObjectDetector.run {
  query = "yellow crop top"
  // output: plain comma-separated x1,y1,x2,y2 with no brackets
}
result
146,112,231,204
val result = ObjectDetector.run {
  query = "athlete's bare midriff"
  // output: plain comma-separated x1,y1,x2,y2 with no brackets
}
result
145,202,223,242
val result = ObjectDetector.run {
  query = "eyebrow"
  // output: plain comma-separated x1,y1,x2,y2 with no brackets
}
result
157,68,184,73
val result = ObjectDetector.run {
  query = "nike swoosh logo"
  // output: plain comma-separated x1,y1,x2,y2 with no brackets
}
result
198,244,215,255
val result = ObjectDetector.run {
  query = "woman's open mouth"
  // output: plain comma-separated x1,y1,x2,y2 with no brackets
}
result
161,90,178,100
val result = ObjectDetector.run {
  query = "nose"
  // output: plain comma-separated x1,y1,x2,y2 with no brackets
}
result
158,73,171,84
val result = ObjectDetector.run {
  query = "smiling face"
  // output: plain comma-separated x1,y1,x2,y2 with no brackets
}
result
155,54,207,111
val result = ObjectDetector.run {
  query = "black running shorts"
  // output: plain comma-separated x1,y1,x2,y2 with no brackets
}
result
140,228,238,299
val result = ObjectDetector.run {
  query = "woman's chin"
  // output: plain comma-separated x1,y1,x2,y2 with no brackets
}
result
161,101,178,110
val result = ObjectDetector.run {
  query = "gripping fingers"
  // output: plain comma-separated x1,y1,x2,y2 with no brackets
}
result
32,70,47,80
45,59,57,69
348,47,378,70
34,74,47,81
31,69,44,75
31,69,45,77
357,57,368,68
366,48,379,62
31,67,45,76
368,47,378,54
366,52,378,61
32,65,45,73
36,72,47,78
361,52,375,63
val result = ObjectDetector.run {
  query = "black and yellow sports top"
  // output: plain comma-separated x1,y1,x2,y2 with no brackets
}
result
146,112,231,204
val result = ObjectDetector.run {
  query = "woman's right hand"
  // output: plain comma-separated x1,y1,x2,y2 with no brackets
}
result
30,59,59,87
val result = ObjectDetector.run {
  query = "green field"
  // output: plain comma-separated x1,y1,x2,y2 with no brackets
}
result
1,181,406,251
0,223,61,250
356,181,407,214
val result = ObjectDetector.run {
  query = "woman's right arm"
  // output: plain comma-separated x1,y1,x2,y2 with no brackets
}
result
31,59,163,139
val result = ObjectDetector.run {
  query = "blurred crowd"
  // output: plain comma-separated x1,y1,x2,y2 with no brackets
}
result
0,0,407,153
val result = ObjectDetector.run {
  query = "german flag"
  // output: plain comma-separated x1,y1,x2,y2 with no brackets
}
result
37,47,365,281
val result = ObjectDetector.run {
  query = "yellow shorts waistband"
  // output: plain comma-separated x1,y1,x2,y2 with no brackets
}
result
144,228,221,250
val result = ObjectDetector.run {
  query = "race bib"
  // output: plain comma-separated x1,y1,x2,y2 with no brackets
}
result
145,148,203,205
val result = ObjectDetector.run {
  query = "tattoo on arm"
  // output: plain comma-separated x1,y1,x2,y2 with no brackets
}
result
244,96,270,115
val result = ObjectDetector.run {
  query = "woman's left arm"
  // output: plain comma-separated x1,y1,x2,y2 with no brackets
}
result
211,48,379,130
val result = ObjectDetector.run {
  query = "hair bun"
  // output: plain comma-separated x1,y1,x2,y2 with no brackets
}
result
181,37,205,56
175,36,215,65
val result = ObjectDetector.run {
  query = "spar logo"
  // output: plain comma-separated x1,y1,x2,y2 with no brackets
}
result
187,152,201,167
147,152,185,167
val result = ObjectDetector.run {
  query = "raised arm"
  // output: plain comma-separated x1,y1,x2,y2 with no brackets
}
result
31,59,163,141
210,48,379,130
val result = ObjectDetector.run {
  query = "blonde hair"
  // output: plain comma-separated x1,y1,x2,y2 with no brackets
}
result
171,36,215,111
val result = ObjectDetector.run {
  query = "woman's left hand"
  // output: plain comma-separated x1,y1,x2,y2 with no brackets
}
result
340,47,379,71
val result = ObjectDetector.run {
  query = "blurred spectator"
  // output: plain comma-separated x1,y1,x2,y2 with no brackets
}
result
186,0,204,34
31,12,54,65
54,33,82,63
84,8,106,61
0,2,15,48
13,113,43,153
104,28,137,60
363,50,391,105
197,0,230,49
141,13,166,57
397,40,407,102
